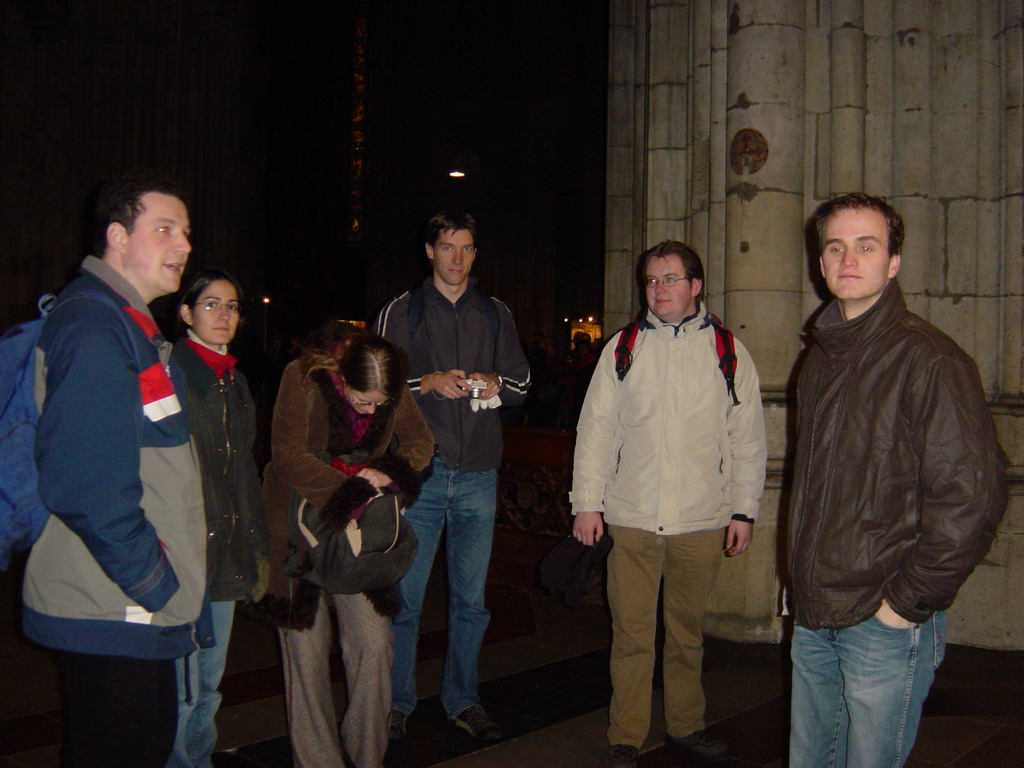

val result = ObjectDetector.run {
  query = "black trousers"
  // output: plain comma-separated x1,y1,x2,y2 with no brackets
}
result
56,650,177,768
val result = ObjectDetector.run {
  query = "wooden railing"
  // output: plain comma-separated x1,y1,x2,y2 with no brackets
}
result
490,427,576,590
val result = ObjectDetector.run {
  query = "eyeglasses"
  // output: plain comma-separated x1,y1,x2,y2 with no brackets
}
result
644,276,690,288
349,396,391,410
199,300,241,314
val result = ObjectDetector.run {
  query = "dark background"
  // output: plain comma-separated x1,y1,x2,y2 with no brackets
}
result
0,0,608,357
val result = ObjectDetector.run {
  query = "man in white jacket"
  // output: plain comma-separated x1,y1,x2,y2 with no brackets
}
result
572,241,767,767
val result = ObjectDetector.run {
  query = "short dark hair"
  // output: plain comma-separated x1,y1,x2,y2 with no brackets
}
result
425,210,478,247
177,268,245,336
95,169,188,255
812,192,904,255
637,240,706,304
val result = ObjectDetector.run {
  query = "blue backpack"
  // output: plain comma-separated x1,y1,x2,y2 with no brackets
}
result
0,289,127,570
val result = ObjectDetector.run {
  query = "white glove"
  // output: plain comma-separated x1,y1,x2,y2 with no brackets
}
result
469,395,502,412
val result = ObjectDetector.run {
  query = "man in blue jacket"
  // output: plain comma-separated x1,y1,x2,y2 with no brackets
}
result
376,211,530,742
23,170,209,768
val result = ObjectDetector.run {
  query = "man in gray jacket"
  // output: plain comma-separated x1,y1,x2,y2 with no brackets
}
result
572,241,767,767
788,193,1007,768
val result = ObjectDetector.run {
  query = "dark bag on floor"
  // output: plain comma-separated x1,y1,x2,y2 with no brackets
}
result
286,457,418,594
538,533,613,607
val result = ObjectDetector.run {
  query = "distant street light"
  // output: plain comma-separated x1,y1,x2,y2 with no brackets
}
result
259,296,271,351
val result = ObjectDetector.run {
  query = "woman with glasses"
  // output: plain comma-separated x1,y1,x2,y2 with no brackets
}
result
169,268,269,768
253,320,433,768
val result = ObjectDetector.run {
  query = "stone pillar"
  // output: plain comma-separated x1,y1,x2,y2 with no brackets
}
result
723,1,806,393
604,0,724,331
682,0,717,277
709,0,806,642
604,0,648,334
829,0,866,192
644,1,694,247
889,1,934,319
681,0,732,319
1000,1,1024,400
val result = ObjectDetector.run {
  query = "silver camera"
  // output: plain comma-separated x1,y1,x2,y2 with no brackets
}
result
466,379,488,398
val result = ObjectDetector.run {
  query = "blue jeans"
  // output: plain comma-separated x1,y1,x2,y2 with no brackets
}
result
167,600,235,768
391,458,497,718
790,611,947,768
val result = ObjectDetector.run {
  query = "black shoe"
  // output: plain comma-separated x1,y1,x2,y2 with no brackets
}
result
603,744,639,768
451,704,503,740
666,730,731,762
388,708,407,740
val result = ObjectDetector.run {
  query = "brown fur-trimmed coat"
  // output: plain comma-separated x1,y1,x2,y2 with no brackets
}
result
245,360,433,629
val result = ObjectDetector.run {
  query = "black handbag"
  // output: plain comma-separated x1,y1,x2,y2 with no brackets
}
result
286,454,419,594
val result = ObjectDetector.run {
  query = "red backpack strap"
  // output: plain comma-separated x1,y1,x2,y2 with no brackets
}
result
707,314,740,406
614,322,640,382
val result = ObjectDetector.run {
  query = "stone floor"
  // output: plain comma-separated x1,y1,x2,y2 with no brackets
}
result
2,558,1023,768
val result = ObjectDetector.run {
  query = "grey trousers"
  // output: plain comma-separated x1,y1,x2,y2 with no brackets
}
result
278,591,392,768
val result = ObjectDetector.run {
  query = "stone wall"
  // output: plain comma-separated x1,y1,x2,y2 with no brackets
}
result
606,0,1024,649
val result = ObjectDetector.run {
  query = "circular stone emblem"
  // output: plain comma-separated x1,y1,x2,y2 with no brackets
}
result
730,128,769,175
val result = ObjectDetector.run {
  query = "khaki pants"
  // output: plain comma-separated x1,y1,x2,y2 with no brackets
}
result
279,590,392,768
606,524,724,747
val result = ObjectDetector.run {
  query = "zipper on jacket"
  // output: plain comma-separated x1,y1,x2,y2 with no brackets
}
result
218,377,231,475
453,303,463,469
799,358,853,605
217,376,238,538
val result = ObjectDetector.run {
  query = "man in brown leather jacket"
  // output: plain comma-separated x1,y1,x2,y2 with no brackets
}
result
787,193,1007,768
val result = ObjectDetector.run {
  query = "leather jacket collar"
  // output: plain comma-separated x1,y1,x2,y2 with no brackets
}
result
814,279,905,358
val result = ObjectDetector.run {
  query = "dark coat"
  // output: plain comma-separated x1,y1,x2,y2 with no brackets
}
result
252,359,434,628
374,278,531,471
172,340,269,602
788,280,1007,629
